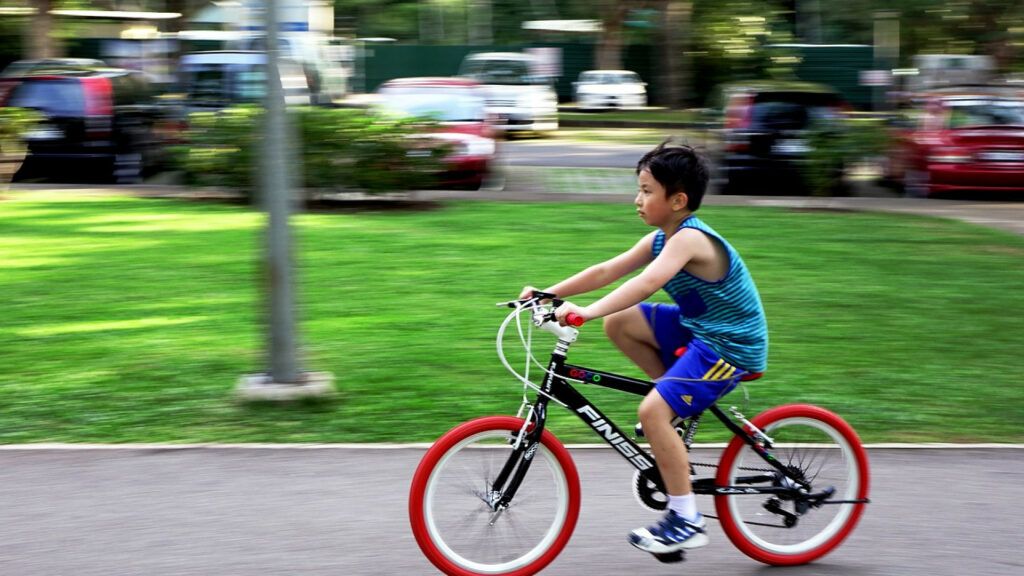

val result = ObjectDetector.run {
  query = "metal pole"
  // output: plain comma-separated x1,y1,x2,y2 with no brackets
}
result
263,0,299,384
236,0,333,400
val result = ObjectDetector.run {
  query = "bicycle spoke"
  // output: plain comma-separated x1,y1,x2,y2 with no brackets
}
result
411,419,580,575
715,407,869,565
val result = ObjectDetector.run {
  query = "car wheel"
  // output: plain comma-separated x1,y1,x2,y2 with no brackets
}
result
903,169,930,198
479,167,506,192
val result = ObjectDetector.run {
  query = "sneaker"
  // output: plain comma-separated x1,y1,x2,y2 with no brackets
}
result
628,510,708,554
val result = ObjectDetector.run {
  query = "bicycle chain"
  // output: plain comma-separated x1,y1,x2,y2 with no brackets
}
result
691,460,775,474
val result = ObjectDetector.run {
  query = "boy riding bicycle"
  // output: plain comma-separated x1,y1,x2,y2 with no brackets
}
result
519,140,768,556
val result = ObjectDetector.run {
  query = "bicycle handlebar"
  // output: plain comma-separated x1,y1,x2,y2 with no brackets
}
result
498,291,585,327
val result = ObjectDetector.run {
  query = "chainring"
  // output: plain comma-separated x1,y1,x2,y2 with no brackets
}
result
632,470,668,512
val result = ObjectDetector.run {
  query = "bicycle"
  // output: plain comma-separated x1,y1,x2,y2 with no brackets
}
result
409,292,871,576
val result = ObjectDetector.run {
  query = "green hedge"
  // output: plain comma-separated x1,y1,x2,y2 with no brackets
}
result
0,107,40,155
805,115,890,196
172,105,450,199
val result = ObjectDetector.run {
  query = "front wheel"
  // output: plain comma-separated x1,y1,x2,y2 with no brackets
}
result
409,416,581,576
714,404,870,566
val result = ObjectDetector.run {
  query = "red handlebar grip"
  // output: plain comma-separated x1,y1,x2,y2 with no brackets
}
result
566,313,585,326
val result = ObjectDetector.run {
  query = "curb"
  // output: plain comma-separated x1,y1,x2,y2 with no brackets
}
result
0,443,1020,450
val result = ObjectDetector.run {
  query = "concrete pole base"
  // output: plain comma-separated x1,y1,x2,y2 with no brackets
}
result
235,371,335,401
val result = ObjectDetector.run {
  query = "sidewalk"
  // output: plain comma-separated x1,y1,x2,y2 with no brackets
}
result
7,170,1024,236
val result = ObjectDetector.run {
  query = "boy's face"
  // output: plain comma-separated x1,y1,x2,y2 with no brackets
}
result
635,168,687,227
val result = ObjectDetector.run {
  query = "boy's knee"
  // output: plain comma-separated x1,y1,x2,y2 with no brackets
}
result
602,310,623,339
603,306,638,340
638,391,671,425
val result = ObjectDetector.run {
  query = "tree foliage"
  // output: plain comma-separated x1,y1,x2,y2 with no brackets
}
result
329,0,1022,70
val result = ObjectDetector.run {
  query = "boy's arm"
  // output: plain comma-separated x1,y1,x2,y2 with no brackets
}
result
536,232,656,299
558,229,704,323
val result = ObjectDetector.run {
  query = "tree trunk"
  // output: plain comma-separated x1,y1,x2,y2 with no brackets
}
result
659,1,692,109
28,0,57,59
596,5,629,70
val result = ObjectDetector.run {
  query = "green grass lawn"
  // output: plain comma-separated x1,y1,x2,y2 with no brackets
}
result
2,191,1023,444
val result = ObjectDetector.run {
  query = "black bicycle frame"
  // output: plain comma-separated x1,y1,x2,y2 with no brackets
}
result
491,339,818,510
491,345,665,508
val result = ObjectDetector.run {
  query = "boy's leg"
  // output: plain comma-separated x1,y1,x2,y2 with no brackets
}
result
629,341,742,554
629,390,708,553
614,304,709,553
638,390,691,496
603,304,677,380
629,391,708,553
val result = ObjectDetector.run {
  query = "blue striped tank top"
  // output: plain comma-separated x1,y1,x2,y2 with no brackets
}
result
652,215,768,372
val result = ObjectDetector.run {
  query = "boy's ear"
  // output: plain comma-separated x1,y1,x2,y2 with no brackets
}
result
673,190,689,210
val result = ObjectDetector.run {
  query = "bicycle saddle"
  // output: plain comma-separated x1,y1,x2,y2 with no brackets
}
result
672,347,764,382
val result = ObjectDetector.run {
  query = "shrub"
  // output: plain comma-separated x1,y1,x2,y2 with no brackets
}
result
172,105,449,199
0,107,41,155
804,114,889,196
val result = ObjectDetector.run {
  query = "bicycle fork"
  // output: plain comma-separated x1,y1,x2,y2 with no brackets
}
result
486,399,551,522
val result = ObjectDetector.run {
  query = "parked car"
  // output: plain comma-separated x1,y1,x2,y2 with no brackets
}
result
458,52,558,137
176,50,315,112
0,58,107,78
717,82,845,194
885,87,1024,197
375,77,499,190
573,70,647,110
1,66,168,182
0,58,108,105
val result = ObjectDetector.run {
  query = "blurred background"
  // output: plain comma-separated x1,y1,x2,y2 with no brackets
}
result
0,0,1023,196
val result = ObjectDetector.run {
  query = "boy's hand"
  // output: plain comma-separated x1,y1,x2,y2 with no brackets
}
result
518,285,539,300
554,301,588,326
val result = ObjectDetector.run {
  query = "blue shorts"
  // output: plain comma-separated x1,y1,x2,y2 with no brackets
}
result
640,302,743,419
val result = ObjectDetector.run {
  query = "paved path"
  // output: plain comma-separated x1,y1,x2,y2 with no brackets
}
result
0,445,1019,576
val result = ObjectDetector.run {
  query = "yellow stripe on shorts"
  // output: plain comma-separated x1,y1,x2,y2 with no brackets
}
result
704,359,737,381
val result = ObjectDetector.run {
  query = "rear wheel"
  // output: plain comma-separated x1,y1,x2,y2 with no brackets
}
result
409,416,581,576
714,404,869,565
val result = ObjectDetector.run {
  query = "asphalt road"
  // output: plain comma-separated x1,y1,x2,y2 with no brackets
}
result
1,445,1020,576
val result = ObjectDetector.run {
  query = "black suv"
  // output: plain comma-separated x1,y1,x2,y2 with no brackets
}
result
717,82,844,194
2,67,166,183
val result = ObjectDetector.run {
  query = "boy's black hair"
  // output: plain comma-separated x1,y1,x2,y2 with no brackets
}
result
636,139,709,211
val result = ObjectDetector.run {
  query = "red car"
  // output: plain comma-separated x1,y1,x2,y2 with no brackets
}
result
375,77,499,190
888,88,1024,197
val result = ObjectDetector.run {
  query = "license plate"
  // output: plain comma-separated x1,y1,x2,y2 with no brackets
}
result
772,139,810,154
25,127,64,141
979,151,1024,162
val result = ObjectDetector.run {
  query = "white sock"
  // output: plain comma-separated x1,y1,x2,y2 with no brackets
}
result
667,493,698,521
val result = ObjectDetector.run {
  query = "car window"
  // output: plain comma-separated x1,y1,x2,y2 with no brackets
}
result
378,88,485,122
460,59,532,85
946,99,1024,128
750,102,811,130
234,66,268,101
187,64,266,106
749,94,837,130
7,79,84,115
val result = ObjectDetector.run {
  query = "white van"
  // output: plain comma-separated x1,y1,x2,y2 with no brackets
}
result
177,50,314,111
458,52,559,136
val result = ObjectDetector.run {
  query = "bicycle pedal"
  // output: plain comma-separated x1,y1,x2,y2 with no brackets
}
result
652,551,685,563
633,422,686,440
